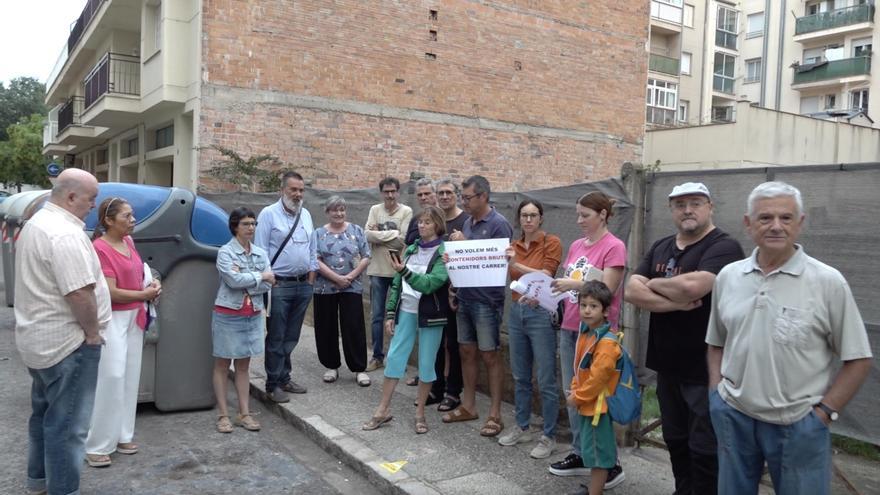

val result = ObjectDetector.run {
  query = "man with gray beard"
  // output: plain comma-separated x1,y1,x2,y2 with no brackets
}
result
255,171,318,403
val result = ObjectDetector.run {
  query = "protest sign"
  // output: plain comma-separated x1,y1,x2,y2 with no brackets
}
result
444,238,509,288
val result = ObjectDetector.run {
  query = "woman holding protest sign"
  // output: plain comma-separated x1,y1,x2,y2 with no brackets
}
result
496,199,563,459
362,206,449,434
547,191,626,486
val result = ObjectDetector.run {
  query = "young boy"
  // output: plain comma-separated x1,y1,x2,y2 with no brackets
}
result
567,280,621,495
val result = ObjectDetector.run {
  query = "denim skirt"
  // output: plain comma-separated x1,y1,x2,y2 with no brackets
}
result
212,311,265,359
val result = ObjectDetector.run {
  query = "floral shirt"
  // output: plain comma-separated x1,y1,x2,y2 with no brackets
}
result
313,223,371,294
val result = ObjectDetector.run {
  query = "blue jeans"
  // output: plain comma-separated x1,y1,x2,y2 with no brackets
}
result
369,276,393,360
265,280,313,392
456,299,502,351
507,302,559,437
710,390,831,495
27,343,101,495
558,329,580,456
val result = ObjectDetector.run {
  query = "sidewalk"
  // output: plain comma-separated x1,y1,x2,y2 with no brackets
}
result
248,326,681,495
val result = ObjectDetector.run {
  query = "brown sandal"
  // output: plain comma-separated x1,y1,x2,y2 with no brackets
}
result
362,414,393,431
480,416,504,437
216,415,233,434
235,413,261,431
441,406,479,423
415,416,429,434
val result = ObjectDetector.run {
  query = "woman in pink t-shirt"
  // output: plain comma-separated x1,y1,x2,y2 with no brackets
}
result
547,191,626,480
85,197,161,468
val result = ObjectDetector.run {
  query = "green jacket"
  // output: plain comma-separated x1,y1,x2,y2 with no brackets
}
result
385,241,449,327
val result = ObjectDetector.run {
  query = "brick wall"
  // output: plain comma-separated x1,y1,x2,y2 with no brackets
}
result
199,0,649,191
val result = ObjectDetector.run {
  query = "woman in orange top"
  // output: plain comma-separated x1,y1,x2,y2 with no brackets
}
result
497,199,563,459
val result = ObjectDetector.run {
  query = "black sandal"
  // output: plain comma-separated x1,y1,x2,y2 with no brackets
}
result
414,392,443,407
437,396,461,412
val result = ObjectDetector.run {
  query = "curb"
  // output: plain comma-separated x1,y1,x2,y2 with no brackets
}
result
248,376,442,495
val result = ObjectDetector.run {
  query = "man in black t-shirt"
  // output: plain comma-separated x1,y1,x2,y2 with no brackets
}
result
625,182,744,495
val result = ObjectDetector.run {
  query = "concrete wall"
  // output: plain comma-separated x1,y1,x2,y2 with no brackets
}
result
198,1,649,191
644,101,880,170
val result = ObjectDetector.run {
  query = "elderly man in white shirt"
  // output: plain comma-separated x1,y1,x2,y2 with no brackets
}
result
706,181,872,495
15,168,112,495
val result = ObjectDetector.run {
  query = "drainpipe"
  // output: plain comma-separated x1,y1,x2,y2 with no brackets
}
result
775,0,787,110
759,0,771,106
699,2,711,123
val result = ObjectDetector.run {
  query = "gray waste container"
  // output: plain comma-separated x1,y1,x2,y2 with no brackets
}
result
2,191,50,307
85,183,232,411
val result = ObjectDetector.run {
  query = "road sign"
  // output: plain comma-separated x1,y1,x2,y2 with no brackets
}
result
47,162,62,177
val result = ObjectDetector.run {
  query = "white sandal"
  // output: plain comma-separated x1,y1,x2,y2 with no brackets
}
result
356,372,371,387
323,369,338,383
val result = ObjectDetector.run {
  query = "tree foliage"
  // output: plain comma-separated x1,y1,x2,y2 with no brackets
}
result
0,114,52,190
0,77,47,141
206,145,284,192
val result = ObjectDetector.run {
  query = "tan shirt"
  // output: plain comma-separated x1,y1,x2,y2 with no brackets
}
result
14,202,112,369
364,203,412,278
706,246,872,425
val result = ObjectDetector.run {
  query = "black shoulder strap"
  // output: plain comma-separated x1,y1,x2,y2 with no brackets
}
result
270,211,301,268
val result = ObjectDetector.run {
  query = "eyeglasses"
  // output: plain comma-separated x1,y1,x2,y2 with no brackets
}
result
461,192,482,202
519,213,540,220
239,221,258,228
671,199,708,211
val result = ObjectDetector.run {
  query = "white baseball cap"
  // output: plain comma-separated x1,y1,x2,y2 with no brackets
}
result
668,182,711,200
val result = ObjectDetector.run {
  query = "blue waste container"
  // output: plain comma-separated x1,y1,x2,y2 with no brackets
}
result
2,191,51,307
82,183,232,411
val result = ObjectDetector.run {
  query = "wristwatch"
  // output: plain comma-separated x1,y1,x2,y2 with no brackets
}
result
815,402,839,422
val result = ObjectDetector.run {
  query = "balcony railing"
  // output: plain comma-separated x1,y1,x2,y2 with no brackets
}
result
795,3,875,35
58,97,85,133
713,75,735,94
651,0,683,24
792,57,871,85
646,106,677,125
715,30,737,50
67,0,106,55
43,120,59,147
84,53,141,109
649,54,680,75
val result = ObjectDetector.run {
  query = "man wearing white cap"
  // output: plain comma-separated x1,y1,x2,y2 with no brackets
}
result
625,182,744,495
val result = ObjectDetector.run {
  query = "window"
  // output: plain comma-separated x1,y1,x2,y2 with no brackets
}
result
713,52,736,94
121,137,139,159
747,12,764,38
97,149,108,165
155,125,174,149
853,38,872,58
711,106,734,122
851,89,869,112
745,58,762,83
825,94,837,109
145,0,162,54
678,100,689,123
646,78,678,125
680,52,692,75
683,4,695,27
716,6,738,50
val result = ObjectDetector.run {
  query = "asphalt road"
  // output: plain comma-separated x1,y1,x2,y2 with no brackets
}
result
0,301,381,495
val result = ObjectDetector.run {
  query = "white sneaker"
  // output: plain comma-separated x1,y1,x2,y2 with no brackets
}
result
530,435,556,459
498,427,533,446
356,372,371,387
323,369,338,383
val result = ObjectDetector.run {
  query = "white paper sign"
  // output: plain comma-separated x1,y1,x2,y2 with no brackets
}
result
509,271,570,312
444,238,510,288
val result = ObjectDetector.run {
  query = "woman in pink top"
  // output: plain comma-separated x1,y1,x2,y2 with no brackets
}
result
547,191,626,483
85,197,161,468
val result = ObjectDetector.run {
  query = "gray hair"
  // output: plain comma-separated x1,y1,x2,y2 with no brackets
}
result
324,195,346,212
435,178,460,195
415,177,435,191
747,181,803,217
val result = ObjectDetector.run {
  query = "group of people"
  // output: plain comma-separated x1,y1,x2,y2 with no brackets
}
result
14,167,872,495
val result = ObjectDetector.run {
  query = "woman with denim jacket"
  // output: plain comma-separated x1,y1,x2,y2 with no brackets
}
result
212,207,275,433
362,206,449,434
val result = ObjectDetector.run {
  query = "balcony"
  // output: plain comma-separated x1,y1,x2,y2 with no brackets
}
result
651,0,682,33
649,54,680,76
68,0,106,55
42,97,103,155
713,75,736,95
792,57,871,87
58,97,84,133
81,52,141,128
646,106,677,126
795,4,875,41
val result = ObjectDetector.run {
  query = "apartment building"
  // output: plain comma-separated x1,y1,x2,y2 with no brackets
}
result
42,1,649,191
646,0,877,128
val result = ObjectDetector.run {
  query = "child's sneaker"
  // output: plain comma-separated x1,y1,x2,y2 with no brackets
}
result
498,427,532,446
604,464,625,489
548,453,590,476
529,435,556,459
